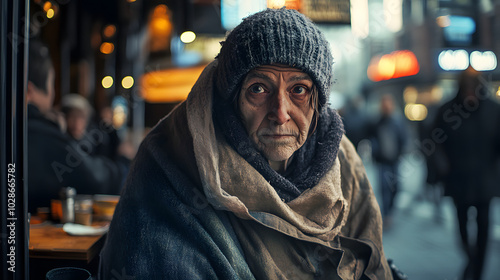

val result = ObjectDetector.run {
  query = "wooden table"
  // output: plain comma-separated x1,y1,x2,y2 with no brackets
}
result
29,222,108,262
29,222,109,280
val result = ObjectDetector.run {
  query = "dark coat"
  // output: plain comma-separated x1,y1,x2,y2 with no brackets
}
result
434,95,500,204
370,114,407,165
27,104,126,213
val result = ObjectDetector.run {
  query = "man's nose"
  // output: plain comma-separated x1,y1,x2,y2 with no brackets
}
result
268,89,291,125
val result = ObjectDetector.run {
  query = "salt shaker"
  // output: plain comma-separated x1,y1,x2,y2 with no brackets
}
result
59,187,76,223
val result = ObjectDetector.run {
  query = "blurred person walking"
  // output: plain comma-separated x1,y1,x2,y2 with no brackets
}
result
418,103,446,222
340,96,368,149
433,67,500,280
370,94,407,226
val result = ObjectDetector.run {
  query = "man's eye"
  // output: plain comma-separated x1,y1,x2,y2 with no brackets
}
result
292,85,308,95
249,84,266,94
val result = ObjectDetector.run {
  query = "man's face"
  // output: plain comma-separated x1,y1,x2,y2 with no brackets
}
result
39,68,55,113
238,64,315,163
65,108,88,140
28,68,55,114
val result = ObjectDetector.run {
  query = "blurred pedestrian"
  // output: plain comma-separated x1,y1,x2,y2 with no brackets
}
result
370,94,407,225
100,8,393,279
27,39,127,214
340,95,368,149
433,67,500,280
417,103,446,222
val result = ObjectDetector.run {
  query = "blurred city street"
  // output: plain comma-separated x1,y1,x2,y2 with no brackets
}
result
364,152,500,280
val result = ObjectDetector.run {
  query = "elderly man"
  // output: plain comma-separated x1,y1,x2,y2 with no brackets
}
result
100,8,392,279
60,94,124,160
61,93,92,141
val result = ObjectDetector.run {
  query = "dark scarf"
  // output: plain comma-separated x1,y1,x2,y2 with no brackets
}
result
213,97,344,202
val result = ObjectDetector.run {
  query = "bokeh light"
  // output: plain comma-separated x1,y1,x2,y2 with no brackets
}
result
103,25,116,38
180,31,196,44
100,42,115,54
268,0,286,9
121,76,134,89
43,1,52,12
46,8,55,18
102,76,114,89
405,103,428,121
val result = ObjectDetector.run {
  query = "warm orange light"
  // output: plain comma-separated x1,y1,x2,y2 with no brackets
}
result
149,4,173,52
436,15,450,27
267,0,300,10
43,1,52,12
103,25,116,38
100,42,114,54
268,0,286,8
378,55,396,80
285,0,301,10
152,18,171,33
141,65,207,103
368,50,420,82
367,56,382,82
153,4,168,16
394,50,419,78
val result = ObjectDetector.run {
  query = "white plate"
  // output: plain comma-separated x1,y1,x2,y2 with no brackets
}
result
62,223,109,236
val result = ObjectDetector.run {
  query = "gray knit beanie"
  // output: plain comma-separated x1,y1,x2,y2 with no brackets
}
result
215,8,333,107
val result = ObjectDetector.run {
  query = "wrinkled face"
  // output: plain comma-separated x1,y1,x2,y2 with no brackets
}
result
238,64,315,162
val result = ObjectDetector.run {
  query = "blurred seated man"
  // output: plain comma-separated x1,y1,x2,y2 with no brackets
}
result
61,93,91,141
61,93,132,185
61,94,118,157
27,39,126,214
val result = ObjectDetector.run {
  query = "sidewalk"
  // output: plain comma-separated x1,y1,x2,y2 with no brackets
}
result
363,153,500,280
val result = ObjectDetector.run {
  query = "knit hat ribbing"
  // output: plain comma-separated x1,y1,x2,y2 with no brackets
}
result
215,8,334,107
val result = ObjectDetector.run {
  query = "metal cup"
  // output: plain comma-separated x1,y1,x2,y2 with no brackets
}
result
59,187,76,224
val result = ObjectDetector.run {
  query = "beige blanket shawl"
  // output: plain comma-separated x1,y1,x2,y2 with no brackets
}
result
184,61,392,279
